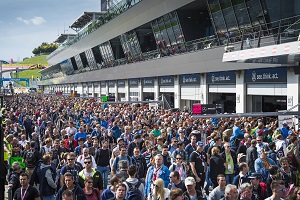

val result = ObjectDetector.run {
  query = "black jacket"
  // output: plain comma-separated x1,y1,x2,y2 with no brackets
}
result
183,190,204,200
246,146,257,169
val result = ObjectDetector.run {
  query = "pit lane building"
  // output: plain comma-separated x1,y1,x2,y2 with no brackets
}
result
38,0,300,113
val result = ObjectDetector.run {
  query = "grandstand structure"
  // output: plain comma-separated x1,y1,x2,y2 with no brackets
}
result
38,0,300,113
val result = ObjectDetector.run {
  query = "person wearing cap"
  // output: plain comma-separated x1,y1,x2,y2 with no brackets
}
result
189,141,207,191
249,173,268,200
254,148,276,180
183,177,203,200
64,133,77,152
169,137,179,154
84,135,93,147
280,121,289,140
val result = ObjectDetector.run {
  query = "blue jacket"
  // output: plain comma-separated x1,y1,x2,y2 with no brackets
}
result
100,187,115,200
56,184,86,200
145,165,170,196
254,157,276,173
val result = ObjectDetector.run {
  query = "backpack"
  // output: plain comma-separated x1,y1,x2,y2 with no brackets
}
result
259,182,267,197
276,145,285,159
125,181,142,200
25,149,37,167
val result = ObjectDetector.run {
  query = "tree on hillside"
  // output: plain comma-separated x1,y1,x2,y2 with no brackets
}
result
32,42,58,55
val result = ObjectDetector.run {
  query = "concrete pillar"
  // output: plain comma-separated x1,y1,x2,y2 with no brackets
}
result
174,76,180,108
154,78,159,101
287,68,299,111
92,84,95,97
201,74,208,104
125,80,130,101
105,83,109,96
115,83,118,101
236,70,246,113
139,81,143,101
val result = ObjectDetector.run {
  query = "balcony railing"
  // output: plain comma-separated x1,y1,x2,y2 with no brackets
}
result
47,0,143,60
42,15,300,80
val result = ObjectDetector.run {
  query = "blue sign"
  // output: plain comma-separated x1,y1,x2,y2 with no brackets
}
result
108,80,115,87
207,71,236,84
142,77,155,86
244,67,287,83
129,78,139,86
158,76,174,85
118,80,125,87
179,74,200,85
2,78,30,87
100,81,106,87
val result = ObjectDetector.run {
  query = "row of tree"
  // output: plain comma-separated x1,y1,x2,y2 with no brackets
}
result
32,42,58,55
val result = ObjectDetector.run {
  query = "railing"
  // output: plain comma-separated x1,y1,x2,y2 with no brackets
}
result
42,15,300,80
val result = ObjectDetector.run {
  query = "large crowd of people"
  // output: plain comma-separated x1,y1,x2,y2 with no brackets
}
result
3,93,300,200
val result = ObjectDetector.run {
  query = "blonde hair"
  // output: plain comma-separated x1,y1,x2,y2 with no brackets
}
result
154,178,165,200
212,147,220,155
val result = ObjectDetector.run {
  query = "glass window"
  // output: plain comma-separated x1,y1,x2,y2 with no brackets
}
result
233,3,251,28
208,0,221,13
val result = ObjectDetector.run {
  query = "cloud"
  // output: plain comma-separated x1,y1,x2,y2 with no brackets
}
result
17,16,46,25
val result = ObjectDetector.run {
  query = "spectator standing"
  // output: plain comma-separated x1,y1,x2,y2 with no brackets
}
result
95,140,110,189
78,157,103,193
182,177,203,200
131,147,147,182
123,165,145,200
83,177,101,200
13,173,40,200
145,154,170,196
23,141,40,180
209,174,226,200
246,139,258,173
100,175,121,200
209,147,225,188
38,155,57,200
56,172,86,200
220,142,237,184
8,162,22,200
148,178,170,200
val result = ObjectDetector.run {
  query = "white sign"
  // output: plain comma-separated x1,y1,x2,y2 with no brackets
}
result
278,115,298,129
149,102,158,110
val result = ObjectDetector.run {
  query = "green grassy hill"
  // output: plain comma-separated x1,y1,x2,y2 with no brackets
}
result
17,55,49,66
12,69,42,79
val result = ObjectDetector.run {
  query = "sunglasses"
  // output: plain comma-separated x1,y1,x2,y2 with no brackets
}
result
68,159,74,161
87,181,93,184
84,162,91,164
176,158,183,160
153,184,159,188
276,188,286,193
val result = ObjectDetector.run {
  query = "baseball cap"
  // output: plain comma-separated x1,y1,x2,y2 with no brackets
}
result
196,141,204,146
117,138,124,143
248,173,261,179
185,177,196,185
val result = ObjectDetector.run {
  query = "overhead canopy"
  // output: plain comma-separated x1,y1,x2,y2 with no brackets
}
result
222,41,300,65
70,12,105,32
55,34,76,44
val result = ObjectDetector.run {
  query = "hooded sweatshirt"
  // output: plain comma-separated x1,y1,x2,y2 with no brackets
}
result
123,177,145,200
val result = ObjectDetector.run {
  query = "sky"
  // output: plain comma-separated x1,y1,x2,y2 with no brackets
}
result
0,0,100,62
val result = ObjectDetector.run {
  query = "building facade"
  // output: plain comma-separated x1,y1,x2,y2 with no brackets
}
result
38,0,300,113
